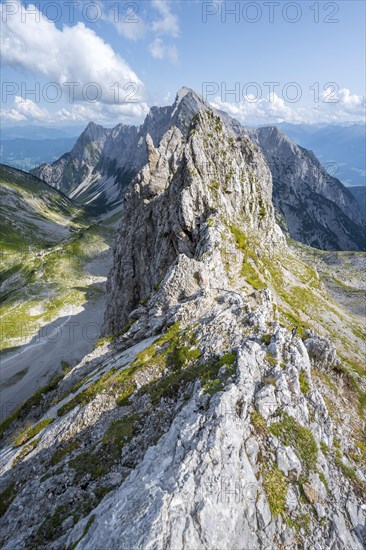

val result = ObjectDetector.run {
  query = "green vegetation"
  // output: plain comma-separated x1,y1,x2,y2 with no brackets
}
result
69,452,107,482
265,353,277,367
219,352,236,367
285,513,311,534
67,414,138,484
13,418,54,447
269,413,318,472
0,482,17,517
101,414,137,462
318,472,329,492
61,361,72,374
37,504,75,544
66,514,96,550
0,373,63,441
263,466,287,517
241,261,264,290
228,224,265,289
0,218,112,353
59,322,205,414
334,455,366,497
13,438,39,465
50,438,80,466
261,334,272,345
95,319,137,348
320,441,329,456
299,371,310,395
251,411,267,434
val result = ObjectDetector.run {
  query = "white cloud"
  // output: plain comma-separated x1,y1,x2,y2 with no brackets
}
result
1,0,145,106
106,2,146,40
2,96,49,122
211,89,366,125
104,0,179,43
148,38,178,64
1,96,150,125
151,0,180,37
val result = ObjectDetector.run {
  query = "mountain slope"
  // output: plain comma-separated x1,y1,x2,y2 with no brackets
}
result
349,186,366,216
0,102,365,550
0,165,114,406
0,164,86,247
32,89,210,212
248,126,366,251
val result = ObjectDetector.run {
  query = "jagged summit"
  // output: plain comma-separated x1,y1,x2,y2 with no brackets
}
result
171,86,208,115
105,106,280,334
81,121,108,139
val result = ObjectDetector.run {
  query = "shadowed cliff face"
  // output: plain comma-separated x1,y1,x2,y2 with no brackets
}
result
104,107,279,335
249,126,366,251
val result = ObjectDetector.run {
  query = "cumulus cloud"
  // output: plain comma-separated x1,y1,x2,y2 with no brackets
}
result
105,0,179,43
106,2,146,40
1,0,145,106
210,89,366,125
151,0,180,37
148,38,178,64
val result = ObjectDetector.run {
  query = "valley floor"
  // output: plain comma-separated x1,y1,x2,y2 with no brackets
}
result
0,228,115,421
0,288,108,421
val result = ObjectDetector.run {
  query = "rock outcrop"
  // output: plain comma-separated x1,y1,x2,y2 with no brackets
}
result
105,106,278,334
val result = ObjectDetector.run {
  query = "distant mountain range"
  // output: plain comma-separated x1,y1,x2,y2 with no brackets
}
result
3,121,365,187
32,89,365,251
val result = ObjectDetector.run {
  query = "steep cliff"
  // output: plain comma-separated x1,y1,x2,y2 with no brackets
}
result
104,106,277,335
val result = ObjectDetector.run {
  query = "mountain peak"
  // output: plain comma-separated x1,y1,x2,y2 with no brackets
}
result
175,86,203,103
82,121,107,139
171,87,209,118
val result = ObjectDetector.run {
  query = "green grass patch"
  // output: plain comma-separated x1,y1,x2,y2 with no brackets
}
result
269,413,318,472
13,418,54,447
69,452,107,483
334,456,366,498
13,438,39,465
50,438,80,466
263,466,287,517
261,334,272,346
0,373,63,440
95,319,137,348
251,411,267,435
299,371,310,395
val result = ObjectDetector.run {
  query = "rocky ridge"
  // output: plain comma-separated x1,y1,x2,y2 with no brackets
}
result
0,102,365,549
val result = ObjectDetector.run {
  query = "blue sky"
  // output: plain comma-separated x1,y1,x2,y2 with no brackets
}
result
1,0,365,127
